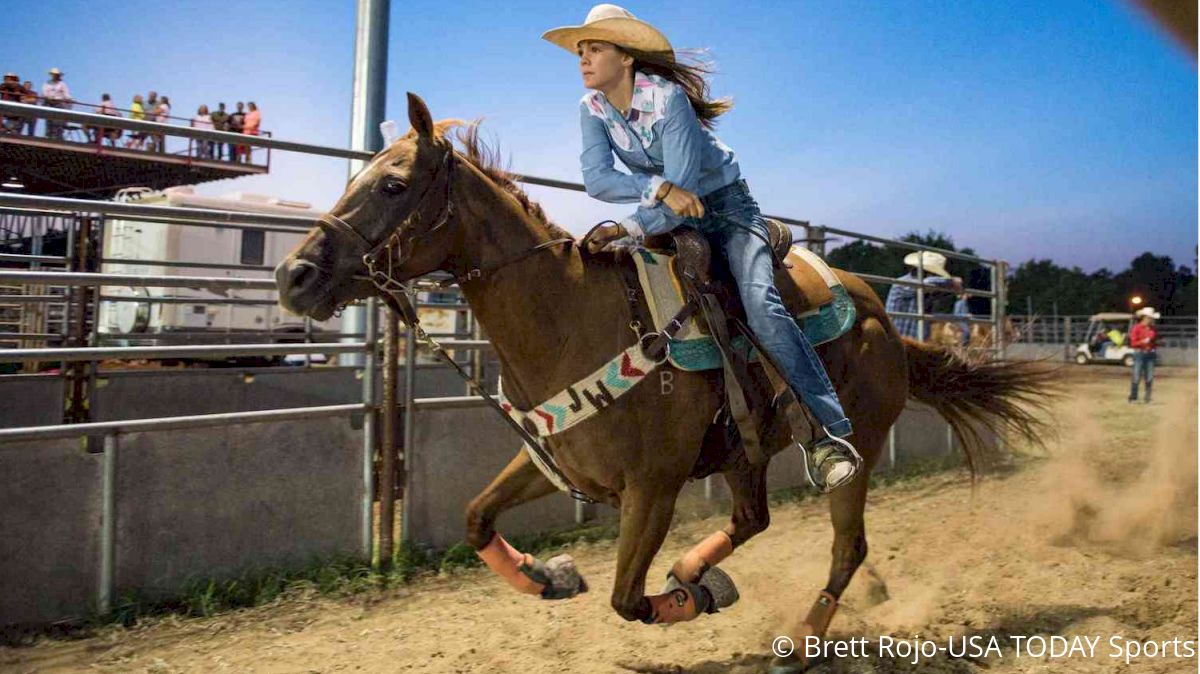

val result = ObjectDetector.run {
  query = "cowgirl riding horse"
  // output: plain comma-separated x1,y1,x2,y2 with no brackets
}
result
552,3,861,492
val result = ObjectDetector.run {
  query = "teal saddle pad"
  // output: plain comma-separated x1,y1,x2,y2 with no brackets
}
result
667,285,856,372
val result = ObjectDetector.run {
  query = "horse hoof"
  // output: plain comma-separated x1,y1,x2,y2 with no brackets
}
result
659,566,739,613
767,653,829,674
538,554,588,600
698,566,739,610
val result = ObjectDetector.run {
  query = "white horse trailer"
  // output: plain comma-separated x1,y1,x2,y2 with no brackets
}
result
99,186,339,351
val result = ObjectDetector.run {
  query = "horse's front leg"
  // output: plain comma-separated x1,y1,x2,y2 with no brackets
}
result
611,482,725,624
468,448,588,600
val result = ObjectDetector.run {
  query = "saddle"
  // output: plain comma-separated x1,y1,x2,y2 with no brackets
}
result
608,219,856,469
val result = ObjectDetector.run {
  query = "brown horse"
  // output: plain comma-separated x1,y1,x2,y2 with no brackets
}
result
276,94,1051,671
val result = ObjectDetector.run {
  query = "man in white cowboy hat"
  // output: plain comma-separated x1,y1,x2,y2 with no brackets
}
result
885,251,963,341
41,67,72,140
1128,306,1160,403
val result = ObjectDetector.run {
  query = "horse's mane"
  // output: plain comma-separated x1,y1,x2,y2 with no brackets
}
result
438,120,575,241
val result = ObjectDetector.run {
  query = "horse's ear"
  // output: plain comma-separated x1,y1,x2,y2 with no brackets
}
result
407,92,435,139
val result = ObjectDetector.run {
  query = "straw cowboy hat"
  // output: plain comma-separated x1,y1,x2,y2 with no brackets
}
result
541,4,674,60
48,67,63,76
903,251,951,278
1136,307,1161,320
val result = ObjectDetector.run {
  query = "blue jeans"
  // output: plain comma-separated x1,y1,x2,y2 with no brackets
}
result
1129,351,1155,401
687,179,853,438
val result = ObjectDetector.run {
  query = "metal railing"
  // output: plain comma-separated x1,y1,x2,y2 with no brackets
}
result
1,98,275,166
1009,314,1198,348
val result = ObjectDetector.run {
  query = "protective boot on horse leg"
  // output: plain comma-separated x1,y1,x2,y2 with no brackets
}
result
655,460,770,624
466,450,589,600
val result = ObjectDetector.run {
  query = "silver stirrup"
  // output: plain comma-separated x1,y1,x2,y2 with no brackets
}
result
798,428,865,494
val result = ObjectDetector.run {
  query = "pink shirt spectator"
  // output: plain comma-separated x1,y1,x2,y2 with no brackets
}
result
243,109,261,135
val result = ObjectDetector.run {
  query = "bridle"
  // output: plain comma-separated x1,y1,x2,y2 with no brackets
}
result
315,145,573,306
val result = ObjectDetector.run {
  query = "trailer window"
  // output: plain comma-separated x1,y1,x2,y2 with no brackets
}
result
241,230,265,266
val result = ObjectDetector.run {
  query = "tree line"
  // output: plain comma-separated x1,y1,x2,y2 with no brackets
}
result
825,231,1198,318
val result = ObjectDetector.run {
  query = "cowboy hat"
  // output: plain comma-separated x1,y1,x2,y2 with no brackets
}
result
1136,307,1161,320
903,251,951,278
48,67,62,76
542,4,673,60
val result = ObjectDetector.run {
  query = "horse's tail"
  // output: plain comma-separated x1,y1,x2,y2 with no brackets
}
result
903,338,1059,476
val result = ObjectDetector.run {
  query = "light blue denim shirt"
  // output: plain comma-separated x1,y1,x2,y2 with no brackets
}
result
578,71,740,238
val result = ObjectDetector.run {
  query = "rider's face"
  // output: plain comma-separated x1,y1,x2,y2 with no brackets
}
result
578,40,631,92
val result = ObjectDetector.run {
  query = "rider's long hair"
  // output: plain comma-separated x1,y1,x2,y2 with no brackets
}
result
620,46,732,129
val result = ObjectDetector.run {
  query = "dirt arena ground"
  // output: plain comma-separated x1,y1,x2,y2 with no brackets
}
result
3,366,1196,673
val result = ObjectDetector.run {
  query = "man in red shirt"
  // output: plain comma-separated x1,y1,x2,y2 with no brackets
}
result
1128,307,1159,403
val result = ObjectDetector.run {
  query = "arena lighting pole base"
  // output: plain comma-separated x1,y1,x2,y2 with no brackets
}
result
341,0,390,368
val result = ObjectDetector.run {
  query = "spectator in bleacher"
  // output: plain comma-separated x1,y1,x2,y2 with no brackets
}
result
228,101,246,162
143,91,158,149
210,102,230,160
90,93,122,146
1,73,24,133
152,95,171,152
126,94,146,149
191,104,213,158
19,81,37,135
242,101,261,163
41,67,73,140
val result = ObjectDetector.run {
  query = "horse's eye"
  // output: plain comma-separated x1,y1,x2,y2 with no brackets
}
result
382,177,406,195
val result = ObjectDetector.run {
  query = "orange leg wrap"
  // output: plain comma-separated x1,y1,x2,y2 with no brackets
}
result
796,590,839,642
475,533,544,595
646,585,702,624
670,530,734,583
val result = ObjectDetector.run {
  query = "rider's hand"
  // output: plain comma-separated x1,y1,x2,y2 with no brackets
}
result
660,182,705,219
585,223,627,255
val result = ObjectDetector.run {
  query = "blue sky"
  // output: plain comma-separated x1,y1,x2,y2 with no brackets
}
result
3,0,1195,272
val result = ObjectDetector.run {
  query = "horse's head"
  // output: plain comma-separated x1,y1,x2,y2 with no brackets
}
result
275,93,459,320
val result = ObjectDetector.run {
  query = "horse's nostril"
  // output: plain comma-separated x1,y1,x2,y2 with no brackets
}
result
283,261,322,300
291,264,315,290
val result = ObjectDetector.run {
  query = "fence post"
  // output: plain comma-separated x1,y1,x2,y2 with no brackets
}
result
98,432,117,617
888,425,897,469
916,253,926,342
1063,316,1072,361
360,297,378,561
808,225,827,256
997,261,1008,359
378,308,399,570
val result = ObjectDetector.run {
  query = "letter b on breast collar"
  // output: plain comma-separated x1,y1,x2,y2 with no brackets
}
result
660,370,674,395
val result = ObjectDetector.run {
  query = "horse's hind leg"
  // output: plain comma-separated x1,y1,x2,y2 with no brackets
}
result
769,436,876,673
467,449,587,599
665,462,769,586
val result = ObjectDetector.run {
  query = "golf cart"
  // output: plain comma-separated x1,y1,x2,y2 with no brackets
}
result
1074,313,1135,366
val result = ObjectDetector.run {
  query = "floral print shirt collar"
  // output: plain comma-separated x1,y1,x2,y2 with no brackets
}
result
583,71,671,152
